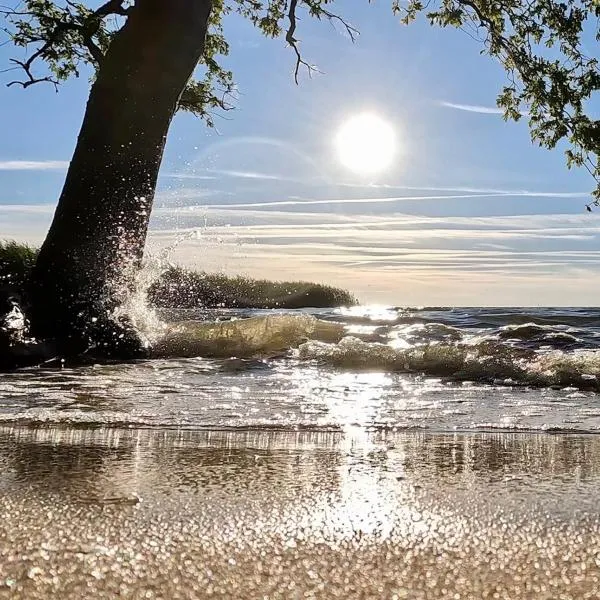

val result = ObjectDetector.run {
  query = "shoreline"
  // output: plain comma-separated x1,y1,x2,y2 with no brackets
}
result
1,426,600,598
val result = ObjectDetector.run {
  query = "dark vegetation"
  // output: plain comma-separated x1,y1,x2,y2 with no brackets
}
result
150,267,356,309
0,242,356,310
0,241,38,291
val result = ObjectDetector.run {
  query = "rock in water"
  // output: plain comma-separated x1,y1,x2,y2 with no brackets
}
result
0,287,28,341
0,287,57,370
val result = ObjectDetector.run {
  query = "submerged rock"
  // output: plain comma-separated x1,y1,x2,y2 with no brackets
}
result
0,286,58,369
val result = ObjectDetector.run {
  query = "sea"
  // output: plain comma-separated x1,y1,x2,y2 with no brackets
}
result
2,305,600,433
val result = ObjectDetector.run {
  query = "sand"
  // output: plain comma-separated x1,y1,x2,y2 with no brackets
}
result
1,425,600,599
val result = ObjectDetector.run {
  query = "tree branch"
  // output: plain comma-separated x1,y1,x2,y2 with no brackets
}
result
81,35,104,64
457,0,599,202
91,0,131,19
284,1,356,84
304,1,359,42
7,58,57,89
3,0,132,89
286,0,319,84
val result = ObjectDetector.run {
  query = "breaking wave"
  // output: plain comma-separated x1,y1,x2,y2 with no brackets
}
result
143,309,600,391
152,314,344,358
297,336,600,390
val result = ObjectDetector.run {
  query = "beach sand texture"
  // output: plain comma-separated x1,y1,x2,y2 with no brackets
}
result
1,426,599,599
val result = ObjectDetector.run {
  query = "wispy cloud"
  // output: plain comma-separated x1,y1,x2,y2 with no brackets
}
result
207,168,300,182
439,100,531,118
4,198,600,304
0,204,55,213
439,101,504,115
162,167,586,201
205,193,516,209
0,160,69,171
339,182,587,198
161,168,308,184
203,187,589,209
146,209,600,305
208,169,284,181
161,172,216,181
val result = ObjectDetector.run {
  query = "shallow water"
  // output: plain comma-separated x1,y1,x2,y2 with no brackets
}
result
3,306,600,432
4,306,600,597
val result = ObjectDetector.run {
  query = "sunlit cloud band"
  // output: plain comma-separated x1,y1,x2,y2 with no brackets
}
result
0,160,69,170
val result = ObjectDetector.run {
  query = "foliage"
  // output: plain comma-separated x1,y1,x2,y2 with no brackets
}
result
0,242,356,308
0,241,38,289
148,266,357,309
0,0,354,125
1,0,598,195
395,0,600,204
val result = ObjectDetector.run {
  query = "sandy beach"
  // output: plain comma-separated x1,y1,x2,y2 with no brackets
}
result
0,426,598,599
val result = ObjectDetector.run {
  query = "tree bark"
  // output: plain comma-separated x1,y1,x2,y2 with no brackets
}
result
30,0,212,357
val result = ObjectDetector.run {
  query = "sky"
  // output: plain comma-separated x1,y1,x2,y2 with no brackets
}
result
1,2,599,306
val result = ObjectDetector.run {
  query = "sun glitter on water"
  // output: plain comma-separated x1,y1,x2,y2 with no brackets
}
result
334,113,396,175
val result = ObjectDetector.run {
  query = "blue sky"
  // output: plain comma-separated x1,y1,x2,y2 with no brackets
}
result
1,2,599,305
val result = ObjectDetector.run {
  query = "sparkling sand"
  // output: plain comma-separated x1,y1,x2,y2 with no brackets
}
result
1,426,599,599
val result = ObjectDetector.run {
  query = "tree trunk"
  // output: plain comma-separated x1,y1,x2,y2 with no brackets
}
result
30,0,212,357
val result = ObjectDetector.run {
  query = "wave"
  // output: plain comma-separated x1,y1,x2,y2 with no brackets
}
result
151,314,344,359
495,323,582,349
297,336,600,390
145,312,600,390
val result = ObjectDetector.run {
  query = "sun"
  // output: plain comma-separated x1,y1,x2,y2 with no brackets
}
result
334,113,396,175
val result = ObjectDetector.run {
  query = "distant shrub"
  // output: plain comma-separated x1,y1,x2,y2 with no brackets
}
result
148,266,357,309
0,240,38,290
0,242,357,309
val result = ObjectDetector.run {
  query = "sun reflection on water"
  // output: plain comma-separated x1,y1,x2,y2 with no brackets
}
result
337,305,400,322
279,368,442,540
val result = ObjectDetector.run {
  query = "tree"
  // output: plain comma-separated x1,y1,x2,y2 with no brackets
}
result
1,0,598,358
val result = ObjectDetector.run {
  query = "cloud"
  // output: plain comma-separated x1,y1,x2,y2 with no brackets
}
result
439,101,504,115
340,182,587,198
0,160,69,171
160,168,314,186
205,192,515,209
208,169,286,181
161,172,216,181
145,220,600,305
5,197,600,305
155,188,225,206
0,204,54,243
439,101,531,118
0,204,55,213
202,187,589,209
150,209,600,268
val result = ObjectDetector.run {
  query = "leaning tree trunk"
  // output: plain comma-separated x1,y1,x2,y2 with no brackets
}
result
30,0,212,357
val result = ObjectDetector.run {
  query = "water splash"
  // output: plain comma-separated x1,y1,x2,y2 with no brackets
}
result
111,227,210,346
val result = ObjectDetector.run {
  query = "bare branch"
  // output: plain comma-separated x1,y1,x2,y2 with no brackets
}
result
7,76,56,88
285,0,319,84
7,58,57,89
307,3,359,42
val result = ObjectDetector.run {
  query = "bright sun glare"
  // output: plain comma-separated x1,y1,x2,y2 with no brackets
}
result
334,113,396,175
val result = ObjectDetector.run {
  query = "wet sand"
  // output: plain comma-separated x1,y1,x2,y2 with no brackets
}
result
1,426,600,599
